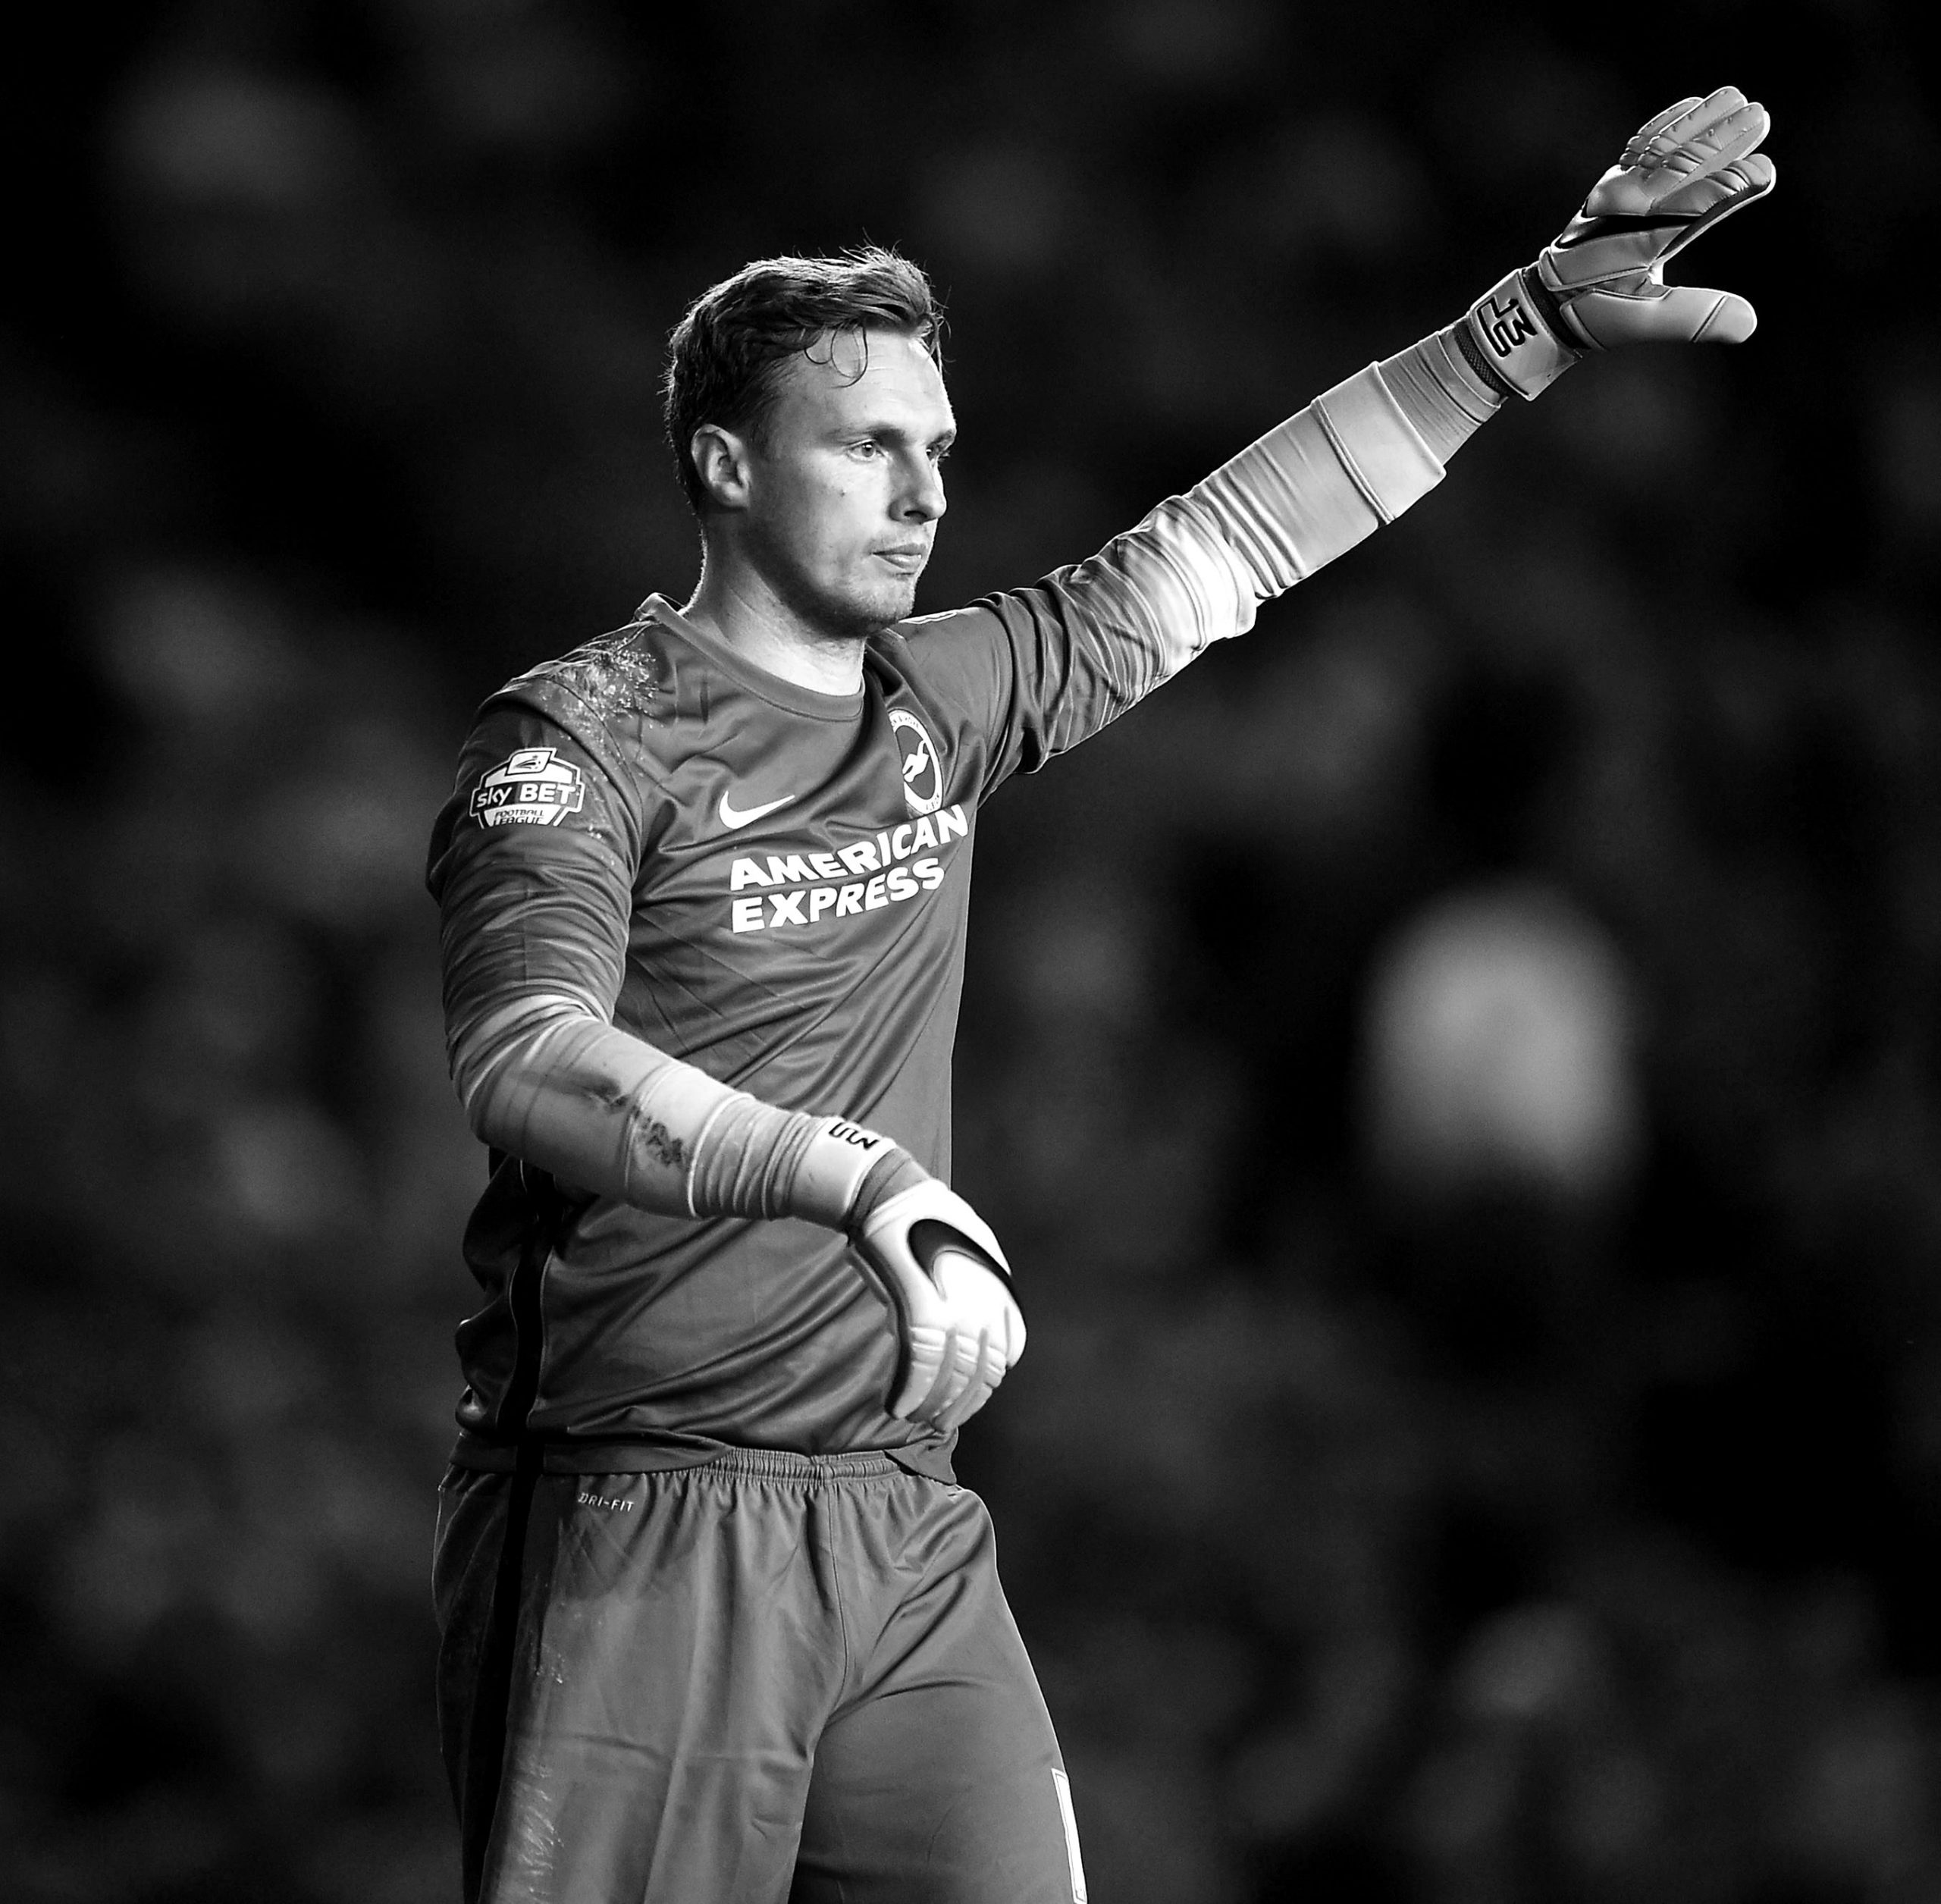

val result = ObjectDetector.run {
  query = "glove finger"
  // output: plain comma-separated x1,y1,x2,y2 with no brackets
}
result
1655,115,1768,201
1696,289,1758,343
1620,96,1704,168
936,1322,1011,1430
932,1248,1026,1359
1648,86,1749,164
1669,97,1769,187
1590,93,1767,215
1656,150,1776,218
1656,154,1776,262
892,1322,957,1420
974,1322,1011,1391
934,1368,995,1435
1614,86,1744,190
917,1321,992,1427
929,1309,1014,1430
1567,284,1758,349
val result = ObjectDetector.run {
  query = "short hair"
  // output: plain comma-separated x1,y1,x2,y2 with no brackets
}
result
662,247,944,518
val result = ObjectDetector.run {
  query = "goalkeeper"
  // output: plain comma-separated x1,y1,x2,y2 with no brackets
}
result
428,88,1773,1904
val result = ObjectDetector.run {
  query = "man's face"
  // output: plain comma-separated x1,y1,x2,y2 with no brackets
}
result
726,327,955,641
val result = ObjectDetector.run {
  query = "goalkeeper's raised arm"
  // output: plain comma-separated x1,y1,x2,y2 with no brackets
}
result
1211,83,1775,586
955,86,1775,775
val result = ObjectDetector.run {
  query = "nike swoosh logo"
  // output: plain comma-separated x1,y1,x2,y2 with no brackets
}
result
1554,214,1693,248
719,790,798,831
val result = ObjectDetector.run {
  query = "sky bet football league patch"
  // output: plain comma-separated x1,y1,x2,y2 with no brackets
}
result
469,748,587,828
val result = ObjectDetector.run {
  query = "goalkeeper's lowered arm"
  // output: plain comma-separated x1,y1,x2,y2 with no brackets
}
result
450,992,1024,1433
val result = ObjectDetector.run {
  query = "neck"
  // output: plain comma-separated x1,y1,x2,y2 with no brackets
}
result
680,547,867,696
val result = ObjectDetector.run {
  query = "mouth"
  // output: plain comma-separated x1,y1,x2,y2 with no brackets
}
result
873,544,930,573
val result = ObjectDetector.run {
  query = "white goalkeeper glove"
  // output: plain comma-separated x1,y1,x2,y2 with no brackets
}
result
819,1133,1024,1429
1465,85,1776,399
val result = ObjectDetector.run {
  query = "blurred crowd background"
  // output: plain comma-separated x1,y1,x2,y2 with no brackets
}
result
5,2,1938,1899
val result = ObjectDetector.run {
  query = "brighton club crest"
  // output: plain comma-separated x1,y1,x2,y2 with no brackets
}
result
889,707,943,816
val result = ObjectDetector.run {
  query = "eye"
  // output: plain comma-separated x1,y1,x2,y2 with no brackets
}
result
850,439,883,460
928,444,952,466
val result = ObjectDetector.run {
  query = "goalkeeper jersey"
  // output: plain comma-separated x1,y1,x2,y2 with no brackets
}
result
426,364,1449,1480
428,570,1212,1479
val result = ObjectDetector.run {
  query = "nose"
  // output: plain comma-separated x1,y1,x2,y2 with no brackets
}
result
900,452,947,524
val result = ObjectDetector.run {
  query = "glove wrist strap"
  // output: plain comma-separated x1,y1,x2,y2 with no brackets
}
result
789,1117,903,1227
1463,268,1584,400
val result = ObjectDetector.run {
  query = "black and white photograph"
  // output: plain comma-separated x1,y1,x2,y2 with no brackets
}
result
3,3,1936,1901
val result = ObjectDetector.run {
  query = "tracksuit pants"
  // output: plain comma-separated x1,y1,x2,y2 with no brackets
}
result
434,1448,1087,1903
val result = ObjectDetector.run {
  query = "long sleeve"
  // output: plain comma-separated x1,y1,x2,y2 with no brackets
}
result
429,684,905,1228
938,358,1455,789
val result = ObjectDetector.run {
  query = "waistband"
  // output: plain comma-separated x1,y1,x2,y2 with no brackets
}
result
448,1426,952,1484
698,1447,899,1480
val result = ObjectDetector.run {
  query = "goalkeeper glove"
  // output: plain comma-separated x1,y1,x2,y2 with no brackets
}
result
1466,85,1776,399
806,1123,1025,1429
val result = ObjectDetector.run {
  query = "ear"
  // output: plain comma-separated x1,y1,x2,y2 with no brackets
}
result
690,424,755,512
